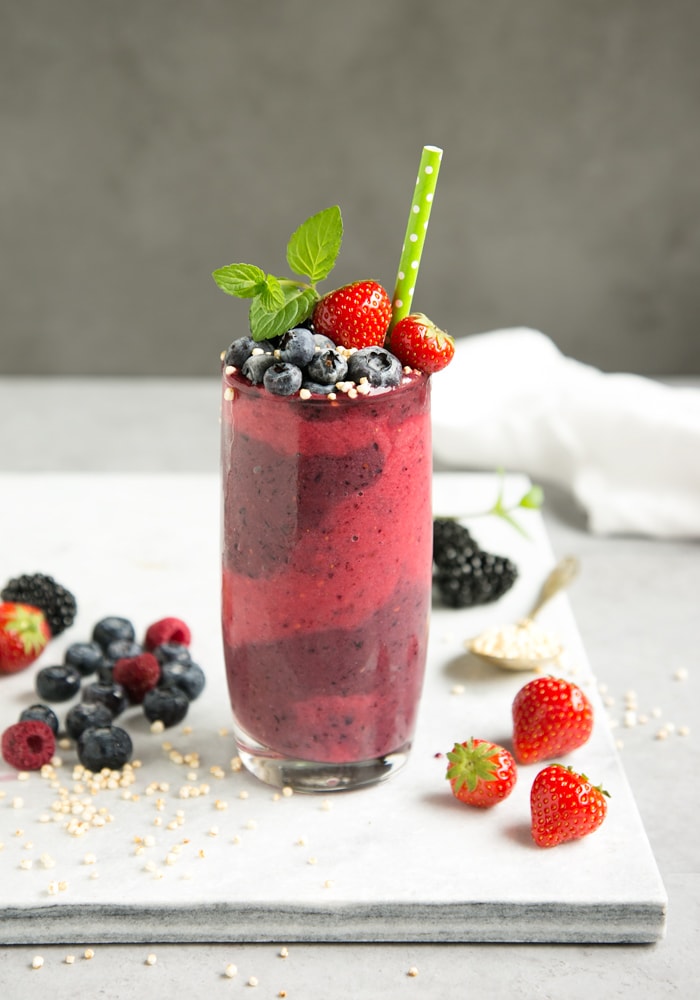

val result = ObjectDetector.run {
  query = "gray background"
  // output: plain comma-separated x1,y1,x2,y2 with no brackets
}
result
2,0,699,377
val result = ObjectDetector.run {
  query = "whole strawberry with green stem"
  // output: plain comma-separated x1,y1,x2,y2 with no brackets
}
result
530,763,609,847
0,602,51,675
389,313,455,374
312,279,392,350
512,675,594,764
446,737,517,807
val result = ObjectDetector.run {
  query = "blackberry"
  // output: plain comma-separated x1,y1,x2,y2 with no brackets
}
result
432,517,518,608
1,573,77,636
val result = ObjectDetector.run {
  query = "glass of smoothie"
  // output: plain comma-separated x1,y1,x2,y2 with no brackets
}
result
215,146,447,791
221,359,432,791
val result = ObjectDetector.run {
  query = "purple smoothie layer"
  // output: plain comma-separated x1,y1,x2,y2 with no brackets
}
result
221,370,432,764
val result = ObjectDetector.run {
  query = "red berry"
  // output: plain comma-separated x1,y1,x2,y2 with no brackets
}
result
113,653,161,704
0,602,51,675
388,313,455,374
312,280,392,350
446,738,517,807
1,720,56,770
144,617,192,651
512,676,594,764
530,763,609,847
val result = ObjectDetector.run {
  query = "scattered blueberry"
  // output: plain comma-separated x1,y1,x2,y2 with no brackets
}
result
92,616,136,651
64,641,105,677
82,681,129,718
241,352,276,384
19,704,60,736
105,639,143,663
142,687,190,728
347,346,402,387
224,336,256,369
263,362,303,396
66,702,113,741
35,665,82,703
152,642,192,667
306,349,348,385
278,327,316,367
159,661,206,701
77,725,133,771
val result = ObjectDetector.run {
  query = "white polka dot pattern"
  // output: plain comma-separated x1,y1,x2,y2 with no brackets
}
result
391,145,443,328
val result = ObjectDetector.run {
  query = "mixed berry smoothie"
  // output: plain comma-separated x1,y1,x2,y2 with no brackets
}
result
221,368,432,773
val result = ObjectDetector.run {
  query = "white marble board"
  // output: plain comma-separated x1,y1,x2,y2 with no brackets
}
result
0,473,666,944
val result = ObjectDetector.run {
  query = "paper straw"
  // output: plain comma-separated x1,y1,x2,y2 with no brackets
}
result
390,145,443,329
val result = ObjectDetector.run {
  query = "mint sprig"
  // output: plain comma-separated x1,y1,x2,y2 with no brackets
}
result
437,471,544,538
212,205,343,341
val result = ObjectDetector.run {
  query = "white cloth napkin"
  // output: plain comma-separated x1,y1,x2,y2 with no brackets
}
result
431,328,700,538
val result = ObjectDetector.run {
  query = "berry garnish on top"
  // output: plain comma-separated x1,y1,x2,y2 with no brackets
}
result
389,313,455,374
312,280,392,350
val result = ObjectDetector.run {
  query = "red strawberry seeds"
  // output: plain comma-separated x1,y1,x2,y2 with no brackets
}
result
530,763,609,847
144,617,192,651
512,675,594,764
389,313,455,374
312,280,392,351
2,720,56,770
446,738,517,807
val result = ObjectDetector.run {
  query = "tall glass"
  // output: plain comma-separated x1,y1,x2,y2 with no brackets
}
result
220,366,432,791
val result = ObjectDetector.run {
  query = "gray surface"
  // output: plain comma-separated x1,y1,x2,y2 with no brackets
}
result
3,0,700,377
0,378,697,998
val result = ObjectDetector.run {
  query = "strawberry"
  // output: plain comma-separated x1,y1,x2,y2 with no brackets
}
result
388,313,455,374
512,675,593,764
0,602,51,675
446,737,517,807
530,763,609,847
311,280,392,350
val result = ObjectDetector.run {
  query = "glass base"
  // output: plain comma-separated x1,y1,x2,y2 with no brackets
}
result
235,731,412,793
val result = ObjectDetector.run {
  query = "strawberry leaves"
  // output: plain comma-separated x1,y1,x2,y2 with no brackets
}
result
213,206,343,341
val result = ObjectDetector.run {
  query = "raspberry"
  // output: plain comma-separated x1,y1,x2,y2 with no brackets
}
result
2,720,56,770
113,653,160,704
144,617,192,651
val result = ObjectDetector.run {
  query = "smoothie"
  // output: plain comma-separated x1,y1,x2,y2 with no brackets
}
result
221,367,432,769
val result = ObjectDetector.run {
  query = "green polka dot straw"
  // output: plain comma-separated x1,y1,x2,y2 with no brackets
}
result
390,145,443,329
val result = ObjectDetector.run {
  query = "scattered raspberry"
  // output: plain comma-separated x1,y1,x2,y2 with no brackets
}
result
2,720,56,770
144,617,192,651
113,653,161,704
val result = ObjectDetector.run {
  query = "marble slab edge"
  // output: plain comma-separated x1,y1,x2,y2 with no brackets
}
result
0,899,666,946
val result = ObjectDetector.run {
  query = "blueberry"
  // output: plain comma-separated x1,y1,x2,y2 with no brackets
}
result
77,725,133,771
106,639,143,662
36,665,82,702
142,687,189,728
306,348,348,385
64,641,105,677
159,661,206,701
313,333,336,351
347,346,402,387
224,336,256,369
65,702,113,741
92,616,136,651
241,352,276,384
97,660,116,683
300,380,338,396
82,681,129,718
278,327,316,367
152,642,192,666
263,362,303,396
20,704,60,735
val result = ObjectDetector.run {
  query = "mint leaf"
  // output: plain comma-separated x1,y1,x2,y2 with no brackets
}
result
257,274,286,312
249,286,318,341
212,263,266,298
286,206,343,284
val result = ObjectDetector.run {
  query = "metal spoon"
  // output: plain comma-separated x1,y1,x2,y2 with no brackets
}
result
466,555,580,671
